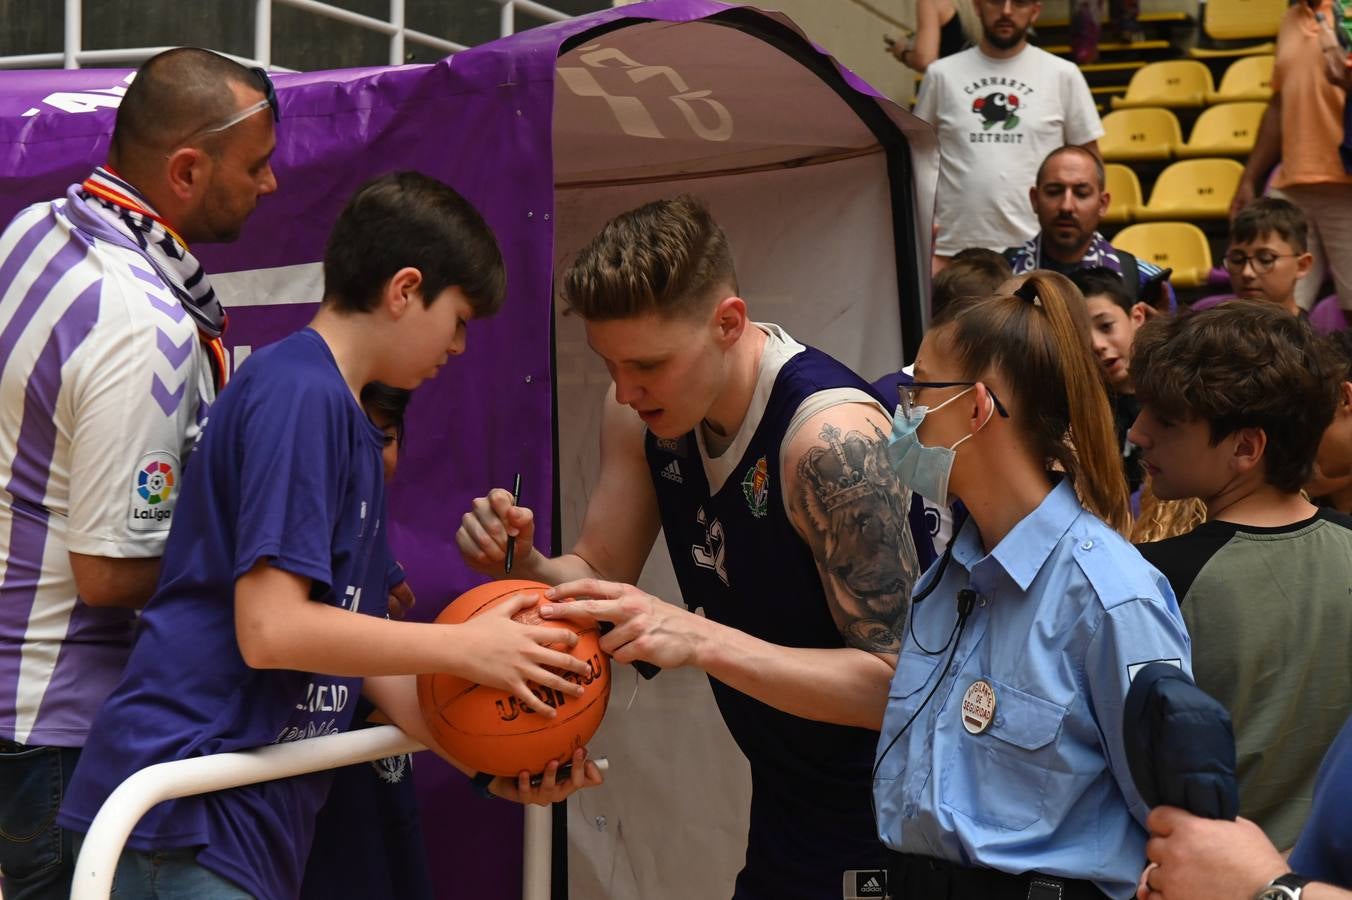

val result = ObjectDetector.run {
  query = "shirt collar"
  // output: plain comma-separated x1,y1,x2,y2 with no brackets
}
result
1032,231,1119,271
81,166,186,250
952,478,1082,592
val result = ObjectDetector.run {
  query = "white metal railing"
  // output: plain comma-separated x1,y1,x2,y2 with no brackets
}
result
252,0,464,66
0,45,298,72
0,0,572,70
70,725,590,900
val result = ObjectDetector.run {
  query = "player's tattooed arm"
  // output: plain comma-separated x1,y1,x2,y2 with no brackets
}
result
788,408,919,655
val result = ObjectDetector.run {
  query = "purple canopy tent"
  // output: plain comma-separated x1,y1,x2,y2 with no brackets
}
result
0,3,936,896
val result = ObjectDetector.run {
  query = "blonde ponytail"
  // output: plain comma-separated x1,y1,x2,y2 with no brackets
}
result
1015,271,1132,534
936,270,1132,535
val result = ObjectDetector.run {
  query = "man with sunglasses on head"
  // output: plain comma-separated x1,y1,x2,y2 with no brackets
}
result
913,0,1102,272
0,47,276,900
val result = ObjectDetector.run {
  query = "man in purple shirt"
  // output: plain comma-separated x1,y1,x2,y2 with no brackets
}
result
0,48,277,900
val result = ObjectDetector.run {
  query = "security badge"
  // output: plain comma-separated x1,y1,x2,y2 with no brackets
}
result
961,679,997,734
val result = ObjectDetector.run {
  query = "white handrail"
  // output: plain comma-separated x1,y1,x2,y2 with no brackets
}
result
70,727,421,900
69,725,595,900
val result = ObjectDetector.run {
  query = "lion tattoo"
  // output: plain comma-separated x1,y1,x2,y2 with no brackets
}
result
798,420,919,650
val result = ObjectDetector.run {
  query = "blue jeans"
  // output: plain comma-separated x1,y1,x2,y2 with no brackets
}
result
0,739,81,900
70,833,254,900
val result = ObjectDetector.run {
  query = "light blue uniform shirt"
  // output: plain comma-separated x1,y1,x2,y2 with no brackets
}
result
873,479,1191,900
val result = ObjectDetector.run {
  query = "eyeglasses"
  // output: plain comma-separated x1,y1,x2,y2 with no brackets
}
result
898,381,1012,421
170,67,280,149
1223,250,1299,274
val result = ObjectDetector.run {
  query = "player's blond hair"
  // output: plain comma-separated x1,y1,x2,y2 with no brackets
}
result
560,195,738,321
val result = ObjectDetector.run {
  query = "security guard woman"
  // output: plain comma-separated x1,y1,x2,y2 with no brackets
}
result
875,271,1193,900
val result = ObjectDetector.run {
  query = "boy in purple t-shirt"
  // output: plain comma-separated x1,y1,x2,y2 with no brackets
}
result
300,381,433,900
59,172,601,900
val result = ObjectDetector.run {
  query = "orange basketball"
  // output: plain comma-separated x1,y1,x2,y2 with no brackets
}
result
416,579,610,777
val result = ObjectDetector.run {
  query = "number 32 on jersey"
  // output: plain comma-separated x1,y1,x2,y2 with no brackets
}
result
692,506,729,586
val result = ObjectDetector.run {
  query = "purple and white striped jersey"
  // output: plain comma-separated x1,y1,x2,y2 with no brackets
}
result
0,190,214,747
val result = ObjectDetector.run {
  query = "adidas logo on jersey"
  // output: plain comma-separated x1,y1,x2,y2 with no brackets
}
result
660,460,683,484
848,869,887,898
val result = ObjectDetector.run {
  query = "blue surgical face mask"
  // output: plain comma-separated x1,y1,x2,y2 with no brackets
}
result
887,387,993,505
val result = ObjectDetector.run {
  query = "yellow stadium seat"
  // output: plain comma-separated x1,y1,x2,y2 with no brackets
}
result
1188,42,1276,60
1112,61,1214,109
1202,0,1285,41
1111,222,1214,288
1178,102,1265,157
1103,165,1143,225
1038,10,1191,28
1136,158,1244,220
1100,108,1182,162
1207,55,1274,104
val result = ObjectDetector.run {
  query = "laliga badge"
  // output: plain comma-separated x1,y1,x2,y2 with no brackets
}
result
961,679,997,734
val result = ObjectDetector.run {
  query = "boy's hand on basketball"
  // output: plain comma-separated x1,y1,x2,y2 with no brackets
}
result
490,748,604,805
452,591,590,717
540,579,708,670
457,488,536,576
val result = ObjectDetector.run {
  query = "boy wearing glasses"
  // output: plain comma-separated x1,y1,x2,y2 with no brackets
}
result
0,48,276,900
1225,198,1315,316
1130,301,1352,851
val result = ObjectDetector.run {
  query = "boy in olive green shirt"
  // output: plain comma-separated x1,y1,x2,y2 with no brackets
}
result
1130,300,1352,849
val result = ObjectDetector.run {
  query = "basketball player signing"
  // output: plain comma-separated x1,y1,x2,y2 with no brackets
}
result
416,580,611,776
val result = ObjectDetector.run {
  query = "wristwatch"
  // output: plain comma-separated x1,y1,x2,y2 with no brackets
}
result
1254,874,1310,900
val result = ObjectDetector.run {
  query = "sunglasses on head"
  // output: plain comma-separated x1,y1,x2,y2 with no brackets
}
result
171,66,280,148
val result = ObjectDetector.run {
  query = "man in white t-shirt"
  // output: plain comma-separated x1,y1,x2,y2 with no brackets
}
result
914,0,1103,265
0,49,277,900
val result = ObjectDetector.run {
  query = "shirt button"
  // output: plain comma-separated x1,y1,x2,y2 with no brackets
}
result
1081,539,1094,550
904,803,918,818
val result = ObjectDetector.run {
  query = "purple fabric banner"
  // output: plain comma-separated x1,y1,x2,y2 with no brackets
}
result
0,3,935,896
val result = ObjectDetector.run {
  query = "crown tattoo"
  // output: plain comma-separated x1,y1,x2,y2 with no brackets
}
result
809,424,874,511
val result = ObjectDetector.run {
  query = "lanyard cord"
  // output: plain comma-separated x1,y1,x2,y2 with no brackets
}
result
909,512,969,653
869,603,973,828
872,592,975,784
910,582,958,654
870,514,979,826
